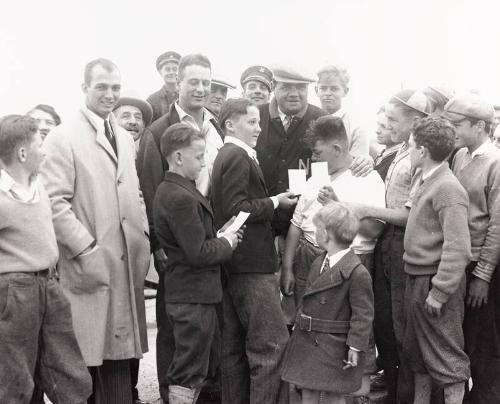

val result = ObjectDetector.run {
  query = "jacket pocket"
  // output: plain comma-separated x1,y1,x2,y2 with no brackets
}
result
72,245,109,293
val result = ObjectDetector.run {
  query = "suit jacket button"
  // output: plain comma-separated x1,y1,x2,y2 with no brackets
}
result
320,297,327,305
314,339,319,346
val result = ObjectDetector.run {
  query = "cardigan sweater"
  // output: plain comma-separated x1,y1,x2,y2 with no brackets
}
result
0,181,58,273
452,144,500,282
403,164,471,303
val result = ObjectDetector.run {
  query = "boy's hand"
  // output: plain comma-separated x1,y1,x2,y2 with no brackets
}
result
467,277,489,309
280,269,295,296
153,248,168,273
317,186,338,205
219,216,236,233
276,192,298,208
425,293,443,316
225,226,245,251
350,155,373,177
343,349,359,370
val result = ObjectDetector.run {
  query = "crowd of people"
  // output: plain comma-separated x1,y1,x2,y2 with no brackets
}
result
1,49,500,404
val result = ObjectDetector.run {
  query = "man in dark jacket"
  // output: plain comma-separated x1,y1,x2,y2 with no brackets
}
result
147,51,181,122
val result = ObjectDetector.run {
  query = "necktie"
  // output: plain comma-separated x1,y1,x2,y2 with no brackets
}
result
320,256,330,274
283,115,293,131
104,120,117,154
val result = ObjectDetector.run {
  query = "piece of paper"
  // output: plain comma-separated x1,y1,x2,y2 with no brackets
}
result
223,211,250,234
288,169,307,195
310,162,330,187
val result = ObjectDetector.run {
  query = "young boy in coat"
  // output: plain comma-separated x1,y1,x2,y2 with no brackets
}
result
153,123,242,404
282,202,374,404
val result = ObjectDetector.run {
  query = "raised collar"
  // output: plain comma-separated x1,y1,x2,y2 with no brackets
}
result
269,97,308,121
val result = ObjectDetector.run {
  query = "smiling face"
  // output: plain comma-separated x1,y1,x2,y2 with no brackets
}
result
229,105,261,148
83,65,121,119
28,109,57,140
114,105,145,141
178,64,211,112
243,80,270,105
315,75,347,114
274,81,308,115
376,111,394,145
385,103,415,144
159,61,179,85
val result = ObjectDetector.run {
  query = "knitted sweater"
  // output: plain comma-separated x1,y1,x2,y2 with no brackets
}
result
0,181,59,273
403,164,471,303
452,144,500,282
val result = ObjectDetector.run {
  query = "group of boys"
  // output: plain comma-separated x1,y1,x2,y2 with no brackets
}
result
1,48,500,404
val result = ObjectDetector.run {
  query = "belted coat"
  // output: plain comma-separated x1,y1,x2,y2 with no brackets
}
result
282,249,374,393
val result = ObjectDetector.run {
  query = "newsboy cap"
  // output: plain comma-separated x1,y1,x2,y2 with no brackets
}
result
272,67,315,84
442,93,495,123
391,89,432,116
113,97,153,127
156,51,181,71
240,65,274,90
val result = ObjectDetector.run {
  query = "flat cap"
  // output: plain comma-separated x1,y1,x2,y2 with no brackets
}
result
240,65,273,90
272,66,315,84
156,51,181,71
113,97,153,127
391,89,432,116
442,93,495,123
211,78,236,90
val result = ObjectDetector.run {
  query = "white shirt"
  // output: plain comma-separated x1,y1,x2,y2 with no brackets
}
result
332,108,370,156
0,169,39,203
224,135,279,209
175,103,223,196
471,139,495,158
320,247,351,273
291,168,386,253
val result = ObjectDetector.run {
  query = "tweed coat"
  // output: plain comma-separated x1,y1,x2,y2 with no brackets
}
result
282,250,374,393
40,108,150,366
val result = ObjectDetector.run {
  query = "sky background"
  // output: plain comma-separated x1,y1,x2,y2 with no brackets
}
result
2,0,500,134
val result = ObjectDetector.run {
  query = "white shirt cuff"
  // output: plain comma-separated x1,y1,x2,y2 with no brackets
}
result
271,196,279,209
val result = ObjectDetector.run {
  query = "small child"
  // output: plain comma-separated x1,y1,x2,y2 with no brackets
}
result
281,202,374,404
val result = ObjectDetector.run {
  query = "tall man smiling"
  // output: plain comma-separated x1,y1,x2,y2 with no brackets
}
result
40,58,150,404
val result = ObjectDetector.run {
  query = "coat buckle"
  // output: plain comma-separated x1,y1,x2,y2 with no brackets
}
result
300,314,312,332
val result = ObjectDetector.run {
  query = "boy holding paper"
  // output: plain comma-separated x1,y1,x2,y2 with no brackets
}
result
153,123,242,403
211,98,298,404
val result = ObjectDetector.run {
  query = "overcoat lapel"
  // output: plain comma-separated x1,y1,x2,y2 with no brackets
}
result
80,109,118,164
303,250,361,297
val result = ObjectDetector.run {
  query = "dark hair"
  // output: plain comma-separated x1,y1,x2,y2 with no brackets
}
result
84,58,118,86
177,54,211,81
160,123,205,158
304,115,348,149
219,98,254,133
27,104,61,125
0,115,39,164
412,117,455,162
389,89,429,119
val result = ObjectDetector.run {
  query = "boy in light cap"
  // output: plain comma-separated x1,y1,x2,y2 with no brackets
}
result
442,93,500,404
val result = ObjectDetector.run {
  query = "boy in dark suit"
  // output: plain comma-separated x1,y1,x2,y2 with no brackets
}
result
153,123,242,404
282,202,374,404
211,98,298,404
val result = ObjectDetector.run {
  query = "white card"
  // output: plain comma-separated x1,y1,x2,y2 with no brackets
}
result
311,162,330,187
223,211,250,234
288,169,307,195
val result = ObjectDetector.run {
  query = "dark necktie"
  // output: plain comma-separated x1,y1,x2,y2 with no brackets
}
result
283,115,294,132
320,256,330,274
104,120,117,154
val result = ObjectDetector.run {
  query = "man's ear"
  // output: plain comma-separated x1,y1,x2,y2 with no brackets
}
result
314,86,319,95
343,86,349,97
81,82,88,95
17,147,27,163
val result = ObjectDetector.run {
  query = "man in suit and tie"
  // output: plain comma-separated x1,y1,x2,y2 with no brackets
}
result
40,58,150,403
211,98,298,404
154,122,242,404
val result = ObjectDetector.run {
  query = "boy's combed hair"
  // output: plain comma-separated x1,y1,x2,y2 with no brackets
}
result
219,98,254,133
0,115,38,164
304,115,348,149
412,117,456,162
317,65,350,90
313,202,359,246
160,122,205,159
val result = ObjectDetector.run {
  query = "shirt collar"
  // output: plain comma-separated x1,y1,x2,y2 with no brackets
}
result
470,139,494,158
422,162,445,181
321,247,351,272
331,107,346,119
224,136,257,160
383,143,403,155
174,102,213,130
0,169,39,203
83,104,111,129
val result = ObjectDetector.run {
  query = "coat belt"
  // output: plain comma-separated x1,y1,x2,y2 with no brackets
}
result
296,313,350,334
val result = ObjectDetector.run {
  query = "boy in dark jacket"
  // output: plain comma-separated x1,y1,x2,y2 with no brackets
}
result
153,123,242,404
282,202,374,404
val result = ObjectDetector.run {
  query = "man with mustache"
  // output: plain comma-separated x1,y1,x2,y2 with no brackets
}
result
205,78,236,118
147,51,181,122
114,96,153,158
240,65,273,106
